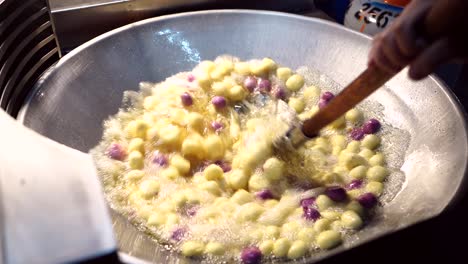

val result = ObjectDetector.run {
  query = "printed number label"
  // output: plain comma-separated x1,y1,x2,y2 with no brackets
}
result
354,2,399,29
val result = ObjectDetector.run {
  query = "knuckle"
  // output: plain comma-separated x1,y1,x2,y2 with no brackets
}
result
392,23,405,38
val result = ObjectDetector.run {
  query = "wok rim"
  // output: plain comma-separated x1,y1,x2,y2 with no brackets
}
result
17,9,468,263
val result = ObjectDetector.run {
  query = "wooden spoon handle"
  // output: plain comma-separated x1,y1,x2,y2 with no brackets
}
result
301,0,460,138
302,66,391,137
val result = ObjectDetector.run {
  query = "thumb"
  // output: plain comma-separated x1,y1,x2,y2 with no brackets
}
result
408,37,451,80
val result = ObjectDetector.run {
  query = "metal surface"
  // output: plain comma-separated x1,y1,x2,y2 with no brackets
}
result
48,0,216,52
17,10,468,263
47,0,316,52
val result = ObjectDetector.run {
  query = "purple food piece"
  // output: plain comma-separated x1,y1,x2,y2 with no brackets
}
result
321,91,335,101
257,79,271,93
181,92,193,106
350,128,365,140
325,186,347,202
318,99,329,109
199,161,212,171
243,76,258,92
186,206,198,217
362,118,381,134
187,74,195,82
107,143,126,160
347,179,363,190
256,189,274,200
153,153,168,167
357,193,378,208
171,227,187,241
211,121,224,132
303,206,321,221
212,96,227,108
221,163,232,172
241,246,262,264
300,197,316,208
214,160,232,172
272,85,287,100
180,203,198,217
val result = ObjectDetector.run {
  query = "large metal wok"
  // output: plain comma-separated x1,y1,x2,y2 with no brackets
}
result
17,10,468,263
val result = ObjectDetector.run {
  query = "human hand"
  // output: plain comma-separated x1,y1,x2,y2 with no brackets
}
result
368,0,468,80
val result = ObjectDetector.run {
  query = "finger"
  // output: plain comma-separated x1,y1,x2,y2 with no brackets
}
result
373,45,400,74
392,1,433,57
368,33,384,66
368,0,433,68
369,32,400,73
408,37,451,80
393,23,427,57
380,34,409,71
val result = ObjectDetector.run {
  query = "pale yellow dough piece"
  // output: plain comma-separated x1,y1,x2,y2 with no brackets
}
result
366,181,384,196
286,74,305,91
297,227,315,243
259,240,274,255
367,165,389,182
341,210,363,229
125,170,144,181
204,242,224,255
345,108,363,123
204,135,225,160
287,240,307,259
288,97,306,113
262,157,284,181
227,169,250,190
181,241,205,257
231,189,254,205
316,195,334,211
128,138,144,153
362,134,381,149
139,180,160,198
171,154,191,174
204,164,224,180
277,67,292,81
128,151,144,169
273,238,291,257
316,230,342,249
